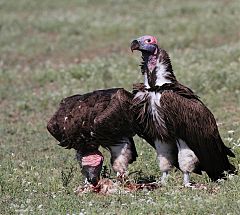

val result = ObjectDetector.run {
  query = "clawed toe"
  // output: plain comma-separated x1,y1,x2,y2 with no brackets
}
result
184,182,207,190
117,172,128,182
184,182,194,188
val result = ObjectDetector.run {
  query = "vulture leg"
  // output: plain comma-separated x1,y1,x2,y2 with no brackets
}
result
161,171,169,184
183,172,191,186
176,139,199,186
154,140,177,184
108,137,137,179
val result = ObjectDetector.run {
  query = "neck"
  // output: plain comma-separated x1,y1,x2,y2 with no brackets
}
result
141,49,176,89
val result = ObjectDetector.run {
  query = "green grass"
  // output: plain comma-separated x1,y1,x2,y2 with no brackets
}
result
0,0,240,214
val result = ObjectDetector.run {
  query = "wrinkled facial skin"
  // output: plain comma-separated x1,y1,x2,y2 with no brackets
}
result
79,151,104,186
81,164,103,186
130,35,158,54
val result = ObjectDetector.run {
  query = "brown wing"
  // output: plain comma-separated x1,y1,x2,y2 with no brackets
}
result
47,88,135,150
160,89,235,180
93,89,135,143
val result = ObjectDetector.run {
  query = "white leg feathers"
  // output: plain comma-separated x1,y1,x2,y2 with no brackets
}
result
177,139,199,185
154,139,199,186
109,141,133,176
155,139,176,184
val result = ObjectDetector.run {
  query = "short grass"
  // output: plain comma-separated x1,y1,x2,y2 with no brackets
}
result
0,0,240,214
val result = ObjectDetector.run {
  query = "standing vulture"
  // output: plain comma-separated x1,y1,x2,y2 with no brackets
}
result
47,88,137,186
131,35,236,186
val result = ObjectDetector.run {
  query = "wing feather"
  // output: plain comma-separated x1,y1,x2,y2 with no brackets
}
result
93,89,135,142
47,88,136,150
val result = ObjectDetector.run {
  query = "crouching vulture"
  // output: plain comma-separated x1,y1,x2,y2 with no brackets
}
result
47,88,137,186
131,35,236,186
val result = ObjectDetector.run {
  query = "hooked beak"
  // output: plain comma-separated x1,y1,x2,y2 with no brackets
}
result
82,165,102,186
130,39,140,52
87,173,100,186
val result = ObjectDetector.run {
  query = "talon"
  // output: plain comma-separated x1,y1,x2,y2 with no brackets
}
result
184,182,208,190
184,182,193,188
117,172,127,182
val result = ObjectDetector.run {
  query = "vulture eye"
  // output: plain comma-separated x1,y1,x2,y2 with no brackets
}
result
145,39,152,44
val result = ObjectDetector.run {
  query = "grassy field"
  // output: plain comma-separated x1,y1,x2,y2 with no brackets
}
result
0,0,240,214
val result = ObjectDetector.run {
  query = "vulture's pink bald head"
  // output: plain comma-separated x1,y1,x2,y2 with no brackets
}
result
131,35,159,54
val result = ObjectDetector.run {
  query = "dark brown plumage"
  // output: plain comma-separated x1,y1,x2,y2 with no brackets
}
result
47,88,137,185
133,82,235,180
131,35,236,185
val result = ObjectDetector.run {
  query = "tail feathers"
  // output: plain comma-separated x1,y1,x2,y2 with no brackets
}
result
225,146,235,158
208,162,237,181
129,138,138,163
228,163,237,176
